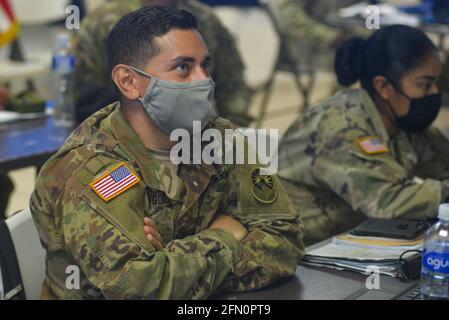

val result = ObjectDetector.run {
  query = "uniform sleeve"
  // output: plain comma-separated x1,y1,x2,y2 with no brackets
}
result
412,127,449,180
216,164,305,292
310,130,449,220
61,161,243,300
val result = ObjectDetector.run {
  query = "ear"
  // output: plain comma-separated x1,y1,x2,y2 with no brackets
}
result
372,76,394,100
111,65,142,100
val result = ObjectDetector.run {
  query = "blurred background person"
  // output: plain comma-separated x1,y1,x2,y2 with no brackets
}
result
278,25,448,245
267,0,360,71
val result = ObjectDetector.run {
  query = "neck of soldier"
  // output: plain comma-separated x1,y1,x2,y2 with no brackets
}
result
372,93,399,138
122,100,176,151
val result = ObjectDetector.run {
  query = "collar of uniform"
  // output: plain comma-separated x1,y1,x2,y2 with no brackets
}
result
175,120,219,212
177,163,217,213
107,103,184,202
358,89,390,143
108,104,219,204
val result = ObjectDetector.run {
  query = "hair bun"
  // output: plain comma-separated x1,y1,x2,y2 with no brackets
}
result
334,37,366,86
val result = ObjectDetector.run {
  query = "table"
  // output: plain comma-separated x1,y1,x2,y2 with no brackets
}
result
214,264,419,300
0,116,73,172
0,59,50,83
214,238,420,300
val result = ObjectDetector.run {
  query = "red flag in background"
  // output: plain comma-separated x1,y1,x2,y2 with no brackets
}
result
0,0,19,47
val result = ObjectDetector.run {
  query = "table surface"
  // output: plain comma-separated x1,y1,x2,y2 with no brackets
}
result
0,116,73,171
0,59,50,82
214,264,419,300
215,238,420,300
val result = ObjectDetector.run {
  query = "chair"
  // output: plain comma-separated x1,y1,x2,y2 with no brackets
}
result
255,2,316,127
0,209,46,300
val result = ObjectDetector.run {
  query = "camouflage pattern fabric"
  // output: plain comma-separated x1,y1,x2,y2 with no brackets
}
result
267,0,366,70
278,88,449,245
30,102,304,299
268,0,338,55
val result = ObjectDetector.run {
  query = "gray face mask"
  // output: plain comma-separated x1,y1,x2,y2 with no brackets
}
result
129,65,215,135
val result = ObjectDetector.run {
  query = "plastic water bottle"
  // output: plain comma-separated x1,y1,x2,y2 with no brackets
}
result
420,204,449,300
52,33,76,127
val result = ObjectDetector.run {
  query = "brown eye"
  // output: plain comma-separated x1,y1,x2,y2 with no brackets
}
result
421,82,432,94
176,63,190,73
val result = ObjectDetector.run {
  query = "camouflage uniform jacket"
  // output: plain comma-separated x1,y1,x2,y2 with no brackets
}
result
278,88,449,244
30,102,304,299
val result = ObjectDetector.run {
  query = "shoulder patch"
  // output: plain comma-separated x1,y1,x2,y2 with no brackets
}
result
250,168,278,204
89,162,141,202
356,136,389,155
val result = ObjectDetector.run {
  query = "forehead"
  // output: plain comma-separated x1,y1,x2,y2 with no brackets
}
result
152,28,209,61
405,51,441,79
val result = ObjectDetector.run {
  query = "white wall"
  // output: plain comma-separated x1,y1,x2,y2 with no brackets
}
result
214,6,278,88
12,0,70,25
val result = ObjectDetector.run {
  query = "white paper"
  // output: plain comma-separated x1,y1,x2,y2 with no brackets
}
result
305,242,411,261
0,111,46,124
0,111,21,124
332,237,422,252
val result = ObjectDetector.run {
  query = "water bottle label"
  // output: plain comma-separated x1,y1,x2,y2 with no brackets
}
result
423,252,449,273
52,55,75,74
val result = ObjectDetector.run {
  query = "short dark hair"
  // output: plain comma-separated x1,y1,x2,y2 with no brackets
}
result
107,5,198,74
334,25,437,93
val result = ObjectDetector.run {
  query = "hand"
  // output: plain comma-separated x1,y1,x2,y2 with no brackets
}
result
209,214,248,242
143,217,165,250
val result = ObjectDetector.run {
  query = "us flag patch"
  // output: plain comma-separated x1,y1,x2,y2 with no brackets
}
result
90,163,141,202
356,137,389,155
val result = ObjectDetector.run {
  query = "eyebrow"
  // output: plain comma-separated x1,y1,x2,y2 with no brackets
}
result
170,55,212,65
171,56,195,65
416,75,438,81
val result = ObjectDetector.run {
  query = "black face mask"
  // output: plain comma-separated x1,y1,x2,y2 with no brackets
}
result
388,85,442,133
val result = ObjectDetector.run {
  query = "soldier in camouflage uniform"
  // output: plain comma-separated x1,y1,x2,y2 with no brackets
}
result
266,0,360,69
278,26,449,245
74,0,252,126
30,6,304,300
267,0,338,55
